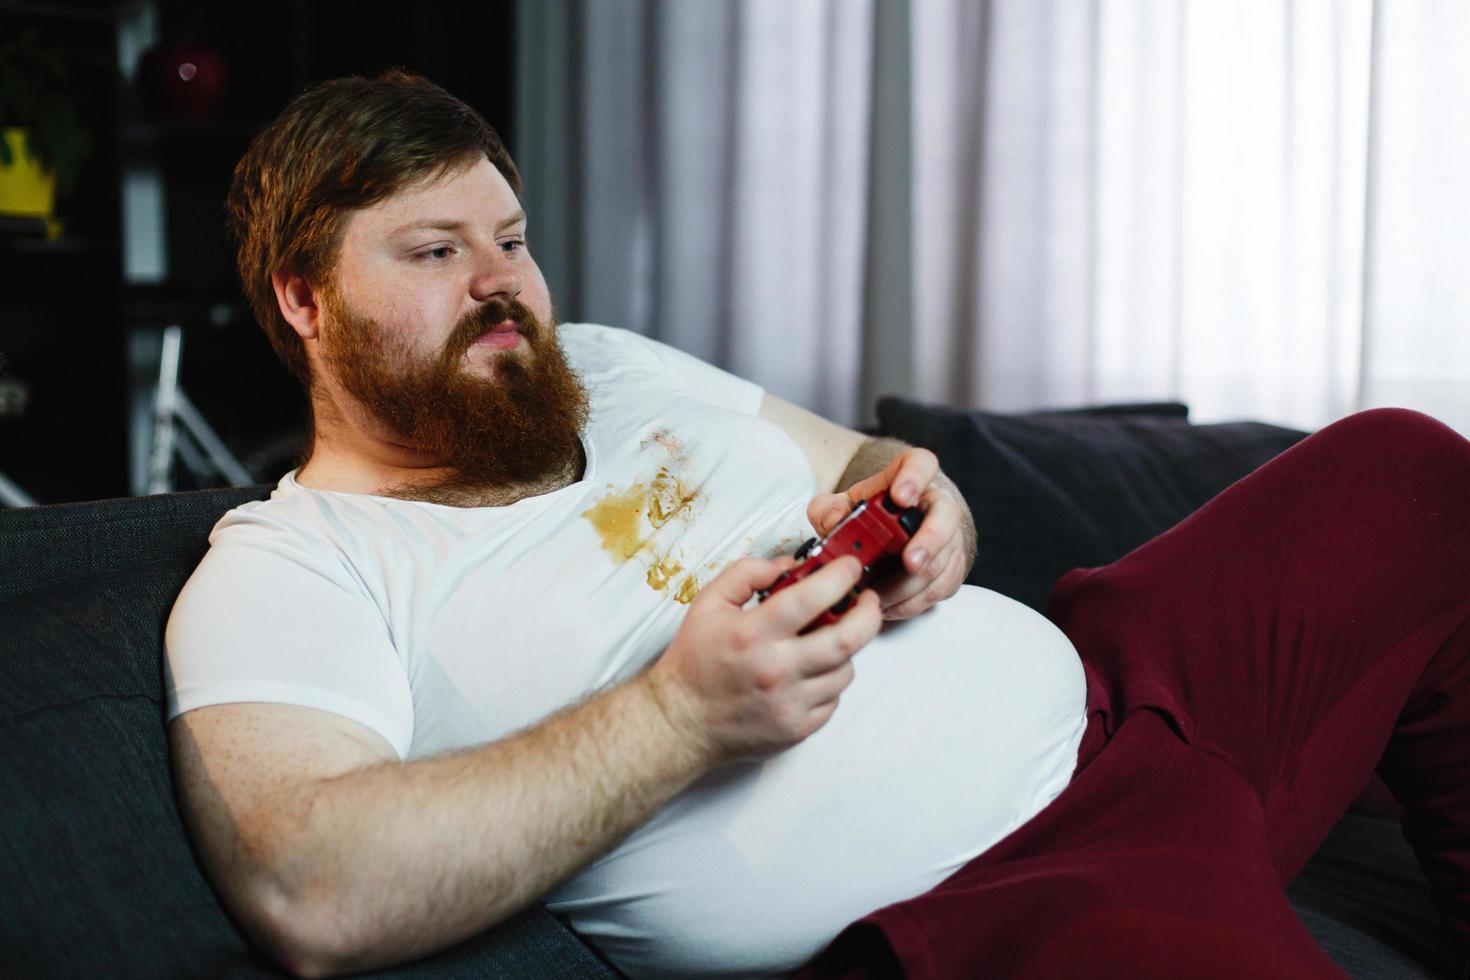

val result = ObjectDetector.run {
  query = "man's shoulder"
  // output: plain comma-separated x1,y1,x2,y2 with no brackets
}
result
558,322,667,376
207,475,368,556
178,476,394,614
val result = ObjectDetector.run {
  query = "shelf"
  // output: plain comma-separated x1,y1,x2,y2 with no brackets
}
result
0,0,124,24
1,234,116,257
122,283,250,331
120,120,259,151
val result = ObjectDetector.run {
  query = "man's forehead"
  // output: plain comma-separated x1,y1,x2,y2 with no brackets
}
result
348,158,522,237
389,210,527,238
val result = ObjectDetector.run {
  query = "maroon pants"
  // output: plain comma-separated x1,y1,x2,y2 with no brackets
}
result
800,408,1470,979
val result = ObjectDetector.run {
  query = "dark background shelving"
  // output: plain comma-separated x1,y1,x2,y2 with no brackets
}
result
0,0,518,504
1,0,127,503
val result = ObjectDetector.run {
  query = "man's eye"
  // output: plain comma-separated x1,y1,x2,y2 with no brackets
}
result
500,238,526,254
416,245,455,261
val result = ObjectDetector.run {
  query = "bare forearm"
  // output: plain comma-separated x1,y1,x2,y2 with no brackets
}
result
273,673,706,975
840,437,977,567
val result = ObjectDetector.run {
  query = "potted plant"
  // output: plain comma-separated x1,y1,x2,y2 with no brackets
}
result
0,26,110,228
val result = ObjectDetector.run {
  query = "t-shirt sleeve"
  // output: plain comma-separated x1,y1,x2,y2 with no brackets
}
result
648,337,763,415
164,525,415,761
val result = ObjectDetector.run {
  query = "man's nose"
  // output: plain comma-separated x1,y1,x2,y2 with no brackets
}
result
469,250,524,303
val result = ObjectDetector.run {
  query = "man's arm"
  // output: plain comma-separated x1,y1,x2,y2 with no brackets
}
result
758,393,977,618
171,555,881,978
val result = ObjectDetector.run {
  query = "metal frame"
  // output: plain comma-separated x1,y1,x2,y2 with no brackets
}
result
0,469,36,508
133,324,253,495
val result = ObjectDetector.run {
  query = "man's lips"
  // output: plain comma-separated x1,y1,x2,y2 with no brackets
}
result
474,320,524,349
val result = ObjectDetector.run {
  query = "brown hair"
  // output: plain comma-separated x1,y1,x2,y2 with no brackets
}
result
225,69,521,388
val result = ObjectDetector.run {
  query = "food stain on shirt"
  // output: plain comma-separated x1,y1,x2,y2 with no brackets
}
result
640,427,687,461
581,485,650,562
763,535,802,560
648,467,700,529
646,556,684,591
582,466,707,602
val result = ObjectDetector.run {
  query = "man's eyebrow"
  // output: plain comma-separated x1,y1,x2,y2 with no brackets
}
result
390,211,527,236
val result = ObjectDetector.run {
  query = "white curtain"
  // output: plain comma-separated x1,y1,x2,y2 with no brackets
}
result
519,0,1470,434
517,0,900,426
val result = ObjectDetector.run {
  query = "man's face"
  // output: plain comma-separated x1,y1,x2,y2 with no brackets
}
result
316,157,589,488
328,156,554,374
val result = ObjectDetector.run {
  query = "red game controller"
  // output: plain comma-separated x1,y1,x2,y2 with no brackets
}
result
757,491,925,633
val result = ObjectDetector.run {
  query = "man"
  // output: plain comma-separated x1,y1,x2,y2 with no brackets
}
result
168,71,1470,979
167,70,1084,977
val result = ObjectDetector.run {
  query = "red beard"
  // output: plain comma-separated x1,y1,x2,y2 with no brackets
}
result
319,288,590,496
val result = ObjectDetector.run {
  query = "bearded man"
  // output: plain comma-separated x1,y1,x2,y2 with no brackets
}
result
166,71,1470,980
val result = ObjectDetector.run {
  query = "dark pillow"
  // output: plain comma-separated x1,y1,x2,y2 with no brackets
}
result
874,397,1308,613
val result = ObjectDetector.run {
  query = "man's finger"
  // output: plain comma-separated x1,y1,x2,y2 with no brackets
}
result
807,492,854,535
800,660,857,707
902,490,961,574
794,589,881,677
879,535,960,606
884,548,966,620
876,563,934,610
756,555,865,634
703,556,796,607
885,448,939,508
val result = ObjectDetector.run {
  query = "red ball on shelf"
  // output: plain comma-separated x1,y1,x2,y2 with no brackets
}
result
138,45,229,122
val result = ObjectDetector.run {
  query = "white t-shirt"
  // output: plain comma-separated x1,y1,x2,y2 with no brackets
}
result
165,322,1087,979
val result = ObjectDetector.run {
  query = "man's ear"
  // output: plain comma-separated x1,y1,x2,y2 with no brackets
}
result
271,268,323,340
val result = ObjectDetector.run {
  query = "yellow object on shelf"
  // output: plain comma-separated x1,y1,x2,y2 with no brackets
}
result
0,127,58,220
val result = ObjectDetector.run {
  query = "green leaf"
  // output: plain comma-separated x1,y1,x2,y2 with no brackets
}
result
23,126,45,167
0,24,109,194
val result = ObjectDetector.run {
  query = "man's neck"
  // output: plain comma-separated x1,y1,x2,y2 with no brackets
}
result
295,438,586,508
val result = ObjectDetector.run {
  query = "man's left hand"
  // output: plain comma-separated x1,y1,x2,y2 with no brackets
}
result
805,447,974,621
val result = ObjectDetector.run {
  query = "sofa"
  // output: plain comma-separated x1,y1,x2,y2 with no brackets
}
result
1,399,1464,979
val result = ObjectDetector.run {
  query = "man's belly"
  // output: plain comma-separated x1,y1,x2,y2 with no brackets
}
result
545,585,1088,979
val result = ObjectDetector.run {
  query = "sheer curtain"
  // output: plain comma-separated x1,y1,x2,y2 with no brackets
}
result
519,0,1470,434
516,0,904,426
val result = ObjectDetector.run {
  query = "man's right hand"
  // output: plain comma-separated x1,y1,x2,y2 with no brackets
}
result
645,554,883,766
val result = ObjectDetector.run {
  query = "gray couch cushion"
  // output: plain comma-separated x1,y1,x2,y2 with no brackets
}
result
0,489,617,978
1289,815,1467,980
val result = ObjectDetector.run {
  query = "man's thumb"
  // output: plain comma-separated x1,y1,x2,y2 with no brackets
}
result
808,493,852,534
